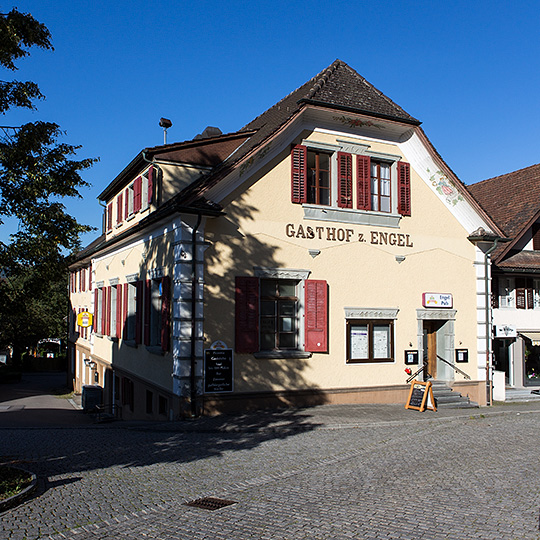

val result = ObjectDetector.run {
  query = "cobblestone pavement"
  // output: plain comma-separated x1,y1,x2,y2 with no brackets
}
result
2,397,540,539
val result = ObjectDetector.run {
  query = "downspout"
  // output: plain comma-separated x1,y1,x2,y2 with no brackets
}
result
191,212,202,417
484,239,501,406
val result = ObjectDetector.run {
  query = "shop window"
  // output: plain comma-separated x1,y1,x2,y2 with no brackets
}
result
346,319,394,363
235,274,327,355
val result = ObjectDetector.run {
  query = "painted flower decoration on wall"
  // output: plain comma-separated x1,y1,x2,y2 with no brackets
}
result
428,169,464,206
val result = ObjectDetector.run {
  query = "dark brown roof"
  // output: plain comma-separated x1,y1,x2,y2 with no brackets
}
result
468,163,540,238
98,131,255,201
178,60,420,204
497,251,540,272
468,163,540,266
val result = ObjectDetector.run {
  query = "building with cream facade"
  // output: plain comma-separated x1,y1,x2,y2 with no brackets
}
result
68,60,504,420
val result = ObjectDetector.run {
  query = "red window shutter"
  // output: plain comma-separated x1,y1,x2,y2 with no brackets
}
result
107,203,113,230
81,269,86,292
235,276,259,353
144,279,151,345
398,161,411,216
122,283,128,338
516,278,526,309
161,276,170,351
117,193,123,224
94,289,99,331
124,188,129,219
106,286,112,336
135,281,143,344
148,166,154,205
337,152,353,208
527,277,534,310
291,145,307,204
305,279,328,352
100,288,106,335
116,286,123,338
357,155,371,210
134,176,142,212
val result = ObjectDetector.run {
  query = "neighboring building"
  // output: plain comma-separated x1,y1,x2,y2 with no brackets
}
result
68,60,502,420
469,164,540,393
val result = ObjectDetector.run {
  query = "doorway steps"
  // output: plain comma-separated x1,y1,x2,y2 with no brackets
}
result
430,380,479,408
503,388,540,403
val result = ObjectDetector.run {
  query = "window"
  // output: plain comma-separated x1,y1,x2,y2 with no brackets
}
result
498,277,515,308
144,276,170,351
291,145,411,216
122,377,134,412
260,279,298,350
146,390,153,414
235,274,327,355
110,286,117,338
158,395,168,416
307,150,331,205
347,319,394,363
94,287,104,334
371,161,391,213
124,281,141,342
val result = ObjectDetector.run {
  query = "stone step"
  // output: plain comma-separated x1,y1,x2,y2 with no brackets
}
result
429,380,479,409
503,388,540,403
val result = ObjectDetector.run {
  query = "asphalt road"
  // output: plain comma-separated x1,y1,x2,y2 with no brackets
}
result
1,373,540,539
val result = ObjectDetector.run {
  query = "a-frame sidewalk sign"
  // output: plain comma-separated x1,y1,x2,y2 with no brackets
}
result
405,380,437,412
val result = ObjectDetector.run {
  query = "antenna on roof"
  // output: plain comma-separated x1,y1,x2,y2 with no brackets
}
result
159,117,172,144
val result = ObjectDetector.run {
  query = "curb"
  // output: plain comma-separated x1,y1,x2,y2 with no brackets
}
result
0,466,37,513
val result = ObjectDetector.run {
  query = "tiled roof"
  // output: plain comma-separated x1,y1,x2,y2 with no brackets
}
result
179,59,419,204
497,251,540,272
468,163,540,238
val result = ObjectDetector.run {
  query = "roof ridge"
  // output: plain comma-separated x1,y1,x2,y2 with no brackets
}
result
305,59,343,99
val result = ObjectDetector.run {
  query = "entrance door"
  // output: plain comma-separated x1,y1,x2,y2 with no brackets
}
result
423,321,443,380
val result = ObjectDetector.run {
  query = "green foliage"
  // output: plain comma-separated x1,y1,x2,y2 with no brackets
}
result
0,466,32,500
0,8,97,354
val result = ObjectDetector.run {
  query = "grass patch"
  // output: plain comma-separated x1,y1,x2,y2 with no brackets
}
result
0,466,33,501
51,386,74,399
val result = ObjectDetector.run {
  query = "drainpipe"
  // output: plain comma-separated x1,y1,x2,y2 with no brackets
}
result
190,212,202,418
484,238,501,406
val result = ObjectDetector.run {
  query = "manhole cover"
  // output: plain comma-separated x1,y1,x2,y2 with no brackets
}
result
184,497,237,511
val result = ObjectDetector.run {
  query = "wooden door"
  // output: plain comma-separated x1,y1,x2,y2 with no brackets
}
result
423,321,438,379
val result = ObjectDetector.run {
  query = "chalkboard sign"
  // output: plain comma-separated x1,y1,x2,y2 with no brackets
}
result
405,380,436,412
204,348,234,393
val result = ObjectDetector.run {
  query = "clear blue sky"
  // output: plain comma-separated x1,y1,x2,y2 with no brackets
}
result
3,0,540,247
